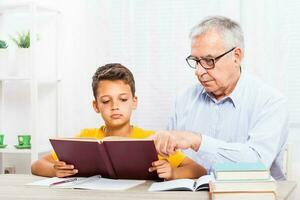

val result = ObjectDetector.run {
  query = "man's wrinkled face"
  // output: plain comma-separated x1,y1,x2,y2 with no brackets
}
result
191,30,240,99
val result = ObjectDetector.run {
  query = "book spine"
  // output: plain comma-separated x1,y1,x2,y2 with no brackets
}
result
98,143,117,179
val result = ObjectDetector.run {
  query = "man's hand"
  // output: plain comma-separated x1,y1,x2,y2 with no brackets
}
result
149,159,174,180
151,131,202,157
53,161,78,177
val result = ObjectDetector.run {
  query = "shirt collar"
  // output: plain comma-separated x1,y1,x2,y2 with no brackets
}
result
227,72,245,109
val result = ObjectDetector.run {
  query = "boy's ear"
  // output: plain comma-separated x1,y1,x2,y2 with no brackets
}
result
132,96,138,110
93,100,100,113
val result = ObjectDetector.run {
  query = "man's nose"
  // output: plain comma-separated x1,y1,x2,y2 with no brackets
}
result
195,63,207,77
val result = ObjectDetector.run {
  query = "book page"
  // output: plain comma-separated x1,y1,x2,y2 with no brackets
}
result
148,179,195,192
103,136,152,141
195,174,213,191
26,175,144,190
26,177,87,187
50,137,100,142
76,178,145,190
54,176,101,188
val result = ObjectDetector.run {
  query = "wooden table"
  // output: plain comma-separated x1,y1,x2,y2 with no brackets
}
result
0,174,297,200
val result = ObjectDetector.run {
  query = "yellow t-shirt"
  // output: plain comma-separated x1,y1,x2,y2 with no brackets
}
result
51,126,186,168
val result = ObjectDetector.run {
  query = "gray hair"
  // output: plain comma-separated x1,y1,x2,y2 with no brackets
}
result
190,16,244,53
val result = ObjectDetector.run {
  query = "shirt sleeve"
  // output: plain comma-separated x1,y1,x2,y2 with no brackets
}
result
50,130,84,161
198,96,288,172
158,150,186,168
51,150,59,161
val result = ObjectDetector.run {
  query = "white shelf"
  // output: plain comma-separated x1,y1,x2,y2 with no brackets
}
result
0,77,30,81
0,145,51,154
0,77,62,82
0,2,61,14
0,1,61,173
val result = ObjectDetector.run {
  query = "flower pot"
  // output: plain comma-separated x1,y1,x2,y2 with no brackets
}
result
11,48,30,77
0,49,9,78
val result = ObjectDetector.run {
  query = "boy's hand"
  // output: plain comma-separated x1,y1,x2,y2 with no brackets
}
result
148,159,174,180
53,161,78,177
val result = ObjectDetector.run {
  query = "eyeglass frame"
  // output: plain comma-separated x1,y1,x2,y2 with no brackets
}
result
186,47,236,69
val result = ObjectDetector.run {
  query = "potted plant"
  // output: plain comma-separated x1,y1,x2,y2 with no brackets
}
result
11,31,30,48
10,31,30,77
0,40,8,48
0,39,9,77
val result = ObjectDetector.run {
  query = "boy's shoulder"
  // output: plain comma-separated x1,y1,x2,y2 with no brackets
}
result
76,127,105,139
131,126,155,139
76,126,154,139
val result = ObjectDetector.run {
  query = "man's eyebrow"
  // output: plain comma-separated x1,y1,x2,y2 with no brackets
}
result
201,54,214,58
191,54,214,59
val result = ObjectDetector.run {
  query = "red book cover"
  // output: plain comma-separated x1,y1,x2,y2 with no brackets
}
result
49,138,159,180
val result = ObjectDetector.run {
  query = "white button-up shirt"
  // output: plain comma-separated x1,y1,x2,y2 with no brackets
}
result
167,73,288,180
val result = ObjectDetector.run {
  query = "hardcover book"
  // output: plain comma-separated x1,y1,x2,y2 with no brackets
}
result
49,137,159,180
209,176,276,192
209,191,276,200
213,162,270,181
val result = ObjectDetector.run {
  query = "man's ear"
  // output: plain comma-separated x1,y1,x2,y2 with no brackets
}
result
132,96,138,110
233,47,243,66
93,100,100,113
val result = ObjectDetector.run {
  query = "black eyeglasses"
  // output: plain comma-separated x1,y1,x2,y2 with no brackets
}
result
186,47,236,69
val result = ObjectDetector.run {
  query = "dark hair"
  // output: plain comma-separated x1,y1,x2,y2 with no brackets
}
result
92,63,135,99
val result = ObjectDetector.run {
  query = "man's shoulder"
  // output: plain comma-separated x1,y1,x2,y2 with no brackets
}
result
243,73,287,103
176,83,204,101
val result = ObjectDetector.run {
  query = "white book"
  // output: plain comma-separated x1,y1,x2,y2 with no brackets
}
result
210,191,276,200
210,176,276,192
148,175,212,192
26,175,145,191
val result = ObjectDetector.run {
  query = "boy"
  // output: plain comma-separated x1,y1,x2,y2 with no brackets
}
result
31,63,207,180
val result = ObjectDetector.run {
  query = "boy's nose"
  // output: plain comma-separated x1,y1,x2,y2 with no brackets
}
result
111,101,119,110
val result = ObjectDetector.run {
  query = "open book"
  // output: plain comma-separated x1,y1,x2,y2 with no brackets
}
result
148,174,213,192
26,175,145,190
49,137,159,180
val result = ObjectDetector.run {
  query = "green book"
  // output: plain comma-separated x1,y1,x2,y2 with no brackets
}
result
213,162,270,181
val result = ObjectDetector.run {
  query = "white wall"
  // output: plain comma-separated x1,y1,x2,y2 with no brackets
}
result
57,1,300,196
56,0,300,187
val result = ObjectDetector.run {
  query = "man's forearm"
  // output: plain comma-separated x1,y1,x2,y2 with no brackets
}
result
196,134,262,165
174,131,202,152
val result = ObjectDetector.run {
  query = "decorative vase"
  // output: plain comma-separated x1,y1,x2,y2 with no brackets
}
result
0,48,9,78
11,48,30,77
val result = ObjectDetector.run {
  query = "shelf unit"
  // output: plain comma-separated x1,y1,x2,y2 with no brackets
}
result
0,2,61,174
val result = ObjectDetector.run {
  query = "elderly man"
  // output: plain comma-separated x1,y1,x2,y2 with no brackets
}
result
153,16,288,180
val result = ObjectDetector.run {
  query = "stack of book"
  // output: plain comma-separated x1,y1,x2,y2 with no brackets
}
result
209,162,277,200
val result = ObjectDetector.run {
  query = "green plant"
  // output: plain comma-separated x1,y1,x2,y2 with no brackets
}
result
0,40,8,49
11,31,30,48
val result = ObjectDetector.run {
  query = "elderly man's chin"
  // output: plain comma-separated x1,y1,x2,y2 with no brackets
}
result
200,80,213,88
200,81,218,93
